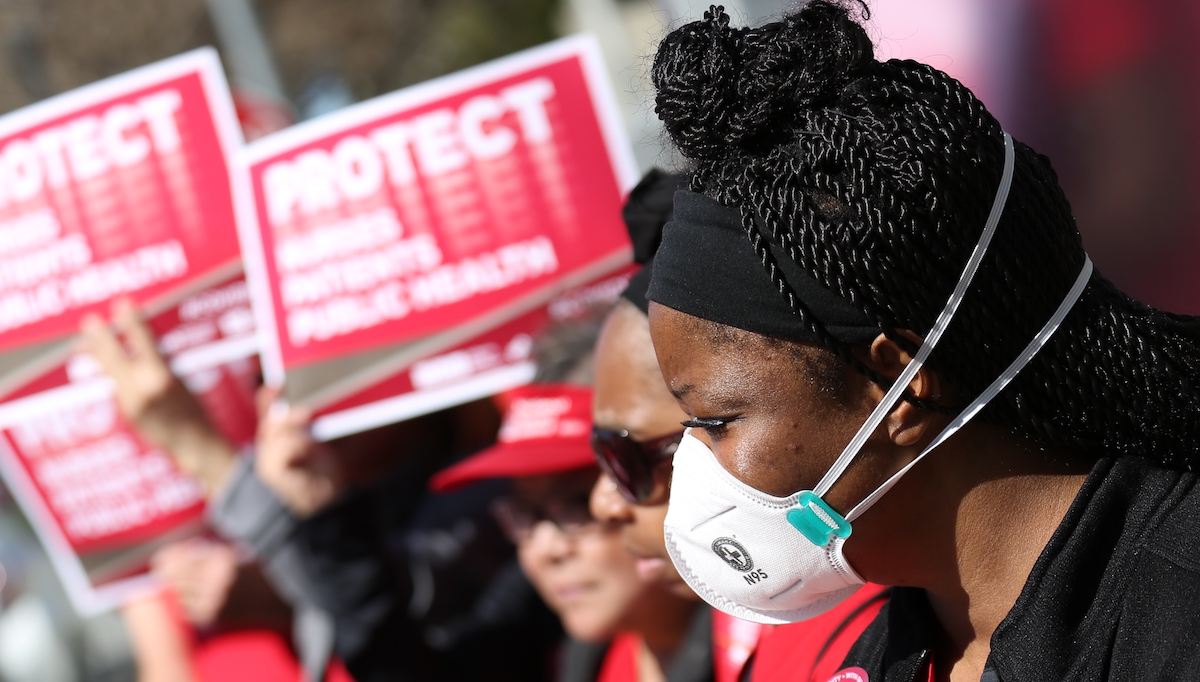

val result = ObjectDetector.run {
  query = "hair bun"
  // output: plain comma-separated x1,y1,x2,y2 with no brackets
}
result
652,5,744,161
653,2,874,160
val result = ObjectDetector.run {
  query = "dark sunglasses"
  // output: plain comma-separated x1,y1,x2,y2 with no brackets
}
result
490,495,603,543
590,427,684,504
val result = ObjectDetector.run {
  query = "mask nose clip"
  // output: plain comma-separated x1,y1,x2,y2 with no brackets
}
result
786,491,852,547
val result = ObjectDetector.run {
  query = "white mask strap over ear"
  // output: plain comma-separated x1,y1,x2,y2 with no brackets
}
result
813,132,1016,499
847,254,1092,521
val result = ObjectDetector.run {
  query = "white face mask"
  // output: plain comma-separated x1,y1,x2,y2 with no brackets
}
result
662,134,1095,625
664,431,866,624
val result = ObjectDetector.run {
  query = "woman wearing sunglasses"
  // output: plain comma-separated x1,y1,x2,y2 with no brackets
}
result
643,3,1200,681
431,383,708,682
589,172,887,682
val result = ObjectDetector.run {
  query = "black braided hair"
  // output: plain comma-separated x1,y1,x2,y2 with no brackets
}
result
651,2,1200,469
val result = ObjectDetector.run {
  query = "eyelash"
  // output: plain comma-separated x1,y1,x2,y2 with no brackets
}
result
681,417,730,434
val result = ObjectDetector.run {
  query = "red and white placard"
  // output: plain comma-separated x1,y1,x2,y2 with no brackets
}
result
0,49,251,614
0,276,259,615
236,34,636,418
0,48,243,360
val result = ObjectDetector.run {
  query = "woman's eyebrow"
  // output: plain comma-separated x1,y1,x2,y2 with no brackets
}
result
669,381,752,411
668,382,695,401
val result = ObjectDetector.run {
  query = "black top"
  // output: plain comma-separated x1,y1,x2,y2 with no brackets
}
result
293,463,562,682
840,456,1200,681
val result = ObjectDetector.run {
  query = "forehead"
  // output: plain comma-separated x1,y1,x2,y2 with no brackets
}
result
650,305,790,393
592,303,685,434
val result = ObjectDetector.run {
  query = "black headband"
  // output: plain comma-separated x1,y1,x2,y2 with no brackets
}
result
647,190,882,344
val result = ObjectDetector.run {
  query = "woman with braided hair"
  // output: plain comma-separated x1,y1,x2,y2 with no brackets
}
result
643,2,1200,681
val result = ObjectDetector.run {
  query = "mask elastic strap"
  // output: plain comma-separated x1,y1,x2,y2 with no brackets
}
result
845,255,1093,522
812,132,1016,499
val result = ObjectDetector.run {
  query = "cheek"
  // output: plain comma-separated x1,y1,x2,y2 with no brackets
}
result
516,542,554,602
577,531,641,579
629,506,669,551
575,534,647,610
713,419,825,497
564,535,646,631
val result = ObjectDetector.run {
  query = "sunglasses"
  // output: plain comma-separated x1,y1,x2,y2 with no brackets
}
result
491,494,608,543
590,427,684,504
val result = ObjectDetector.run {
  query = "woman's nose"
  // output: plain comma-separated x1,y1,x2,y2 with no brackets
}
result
522,519,575,564
589,471,633,523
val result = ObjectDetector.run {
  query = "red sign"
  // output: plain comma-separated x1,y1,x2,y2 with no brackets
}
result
0,48,243,358
311,267,635,441
237,35,636,408
0,49,249,614
0,275,259,614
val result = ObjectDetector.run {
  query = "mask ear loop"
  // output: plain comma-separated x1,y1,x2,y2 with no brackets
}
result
812,132,1016,500
846,255,1093,522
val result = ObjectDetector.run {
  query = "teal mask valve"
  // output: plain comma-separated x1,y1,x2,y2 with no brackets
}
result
786,491,852,547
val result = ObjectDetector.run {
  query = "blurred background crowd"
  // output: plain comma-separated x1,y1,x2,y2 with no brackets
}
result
0,0,1195,681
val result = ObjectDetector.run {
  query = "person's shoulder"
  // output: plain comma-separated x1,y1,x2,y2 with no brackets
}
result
1116,456,1200,616
1143,462,1200,573
1109,463,1200,678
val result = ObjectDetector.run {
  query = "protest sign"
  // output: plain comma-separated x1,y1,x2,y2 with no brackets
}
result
0,275,259,615
237,34,637,432
0,48,249,614
0,48,244,394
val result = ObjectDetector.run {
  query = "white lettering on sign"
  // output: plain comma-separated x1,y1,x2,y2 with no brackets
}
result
274,208,442,310
8,394,204,541
280,235,442,307
262,77,557,226
499,395,574,442
0,208,63,258
0,234,92,291
410,342,505,390
0,240,188,333
35,437,203,540
10,399,117,459
285,282,412,347
178,280,250,322
159,321,218,356
274,208,405,273
0,90,183,208
406,236,558,310
284,236,557,347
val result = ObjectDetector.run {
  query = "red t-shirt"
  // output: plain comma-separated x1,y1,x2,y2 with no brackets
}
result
749,583,890,682
593,584,889,682
596,632,642,682
713,609,771,682
164,591,355,682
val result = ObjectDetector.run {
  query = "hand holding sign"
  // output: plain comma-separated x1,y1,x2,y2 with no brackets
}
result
254,386,344,517
150,538,239,629
79,299,238,496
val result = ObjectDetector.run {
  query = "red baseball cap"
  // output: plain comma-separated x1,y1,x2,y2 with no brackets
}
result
429,383,596,492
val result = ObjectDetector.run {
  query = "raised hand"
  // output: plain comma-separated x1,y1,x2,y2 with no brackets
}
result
79,298,237,495
253,386,344,517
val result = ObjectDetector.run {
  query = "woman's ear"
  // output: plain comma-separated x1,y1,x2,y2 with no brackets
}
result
865,332,943,447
